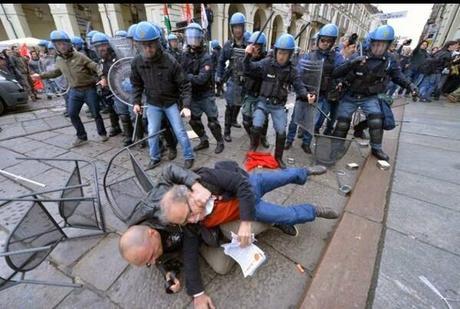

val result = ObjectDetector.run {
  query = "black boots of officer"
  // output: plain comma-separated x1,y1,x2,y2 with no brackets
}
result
250,127,261,151
108,107,122,137
190,116,224,154
224,106,233,142
275,133,287,169
120,114,134,147
244,116,269,149
367,114,389,161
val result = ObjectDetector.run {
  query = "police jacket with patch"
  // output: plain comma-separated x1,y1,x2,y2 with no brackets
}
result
181,48,214,99
130,50,192,108
298,49,345,96
216,38,248,81
243,53,266,97
244,56,308,105
333,51,412,97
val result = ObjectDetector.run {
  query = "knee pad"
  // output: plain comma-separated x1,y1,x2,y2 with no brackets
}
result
336,117,351,131
367,113,384,129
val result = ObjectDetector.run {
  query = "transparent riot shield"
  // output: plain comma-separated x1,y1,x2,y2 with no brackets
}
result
53,75,69,95
107,57,134,106
109,37,137,59
294,58,324,135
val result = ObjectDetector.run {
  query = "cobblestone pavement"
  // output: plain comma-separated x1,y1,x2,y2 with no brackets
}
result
0,93,368,308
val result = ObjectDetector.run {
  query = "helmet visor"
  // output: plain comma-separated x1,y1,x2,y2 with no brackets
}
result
185,28,203,47
371,41,389,57
135,40,160,59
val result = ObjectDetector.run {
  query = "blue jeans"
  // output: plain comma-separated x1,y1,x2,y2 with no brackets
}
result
419,73,441,100
249,168,316,225
253,100,287,134
145,103,194,161
337,94,383,150
114,98,135,117
68,87,107,140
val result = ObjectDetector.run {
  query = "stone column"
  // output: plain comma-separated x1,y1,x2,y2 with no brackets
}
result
212,4,225,43
144,4,163,25
98,4,125,36
0,4,32,39
48,4,80,37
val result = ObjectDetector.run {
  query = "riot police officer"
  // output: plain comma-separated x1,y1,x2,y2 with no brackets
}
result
181,23,225,154
286,23,345,153
216,12,248,142
244,34,310,168
84,30,100,63
332,25,418,161
92,32,135,146
167,33,182,63
130,21,195,169
241,31,270,149
71,36,85,54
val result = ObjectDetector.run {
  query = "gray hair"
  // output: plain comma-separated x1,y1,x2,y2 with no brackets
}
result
158,185,190,224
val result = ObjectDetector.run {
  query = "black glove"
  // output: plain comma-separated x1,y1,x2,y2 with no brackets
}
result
351,55,367,65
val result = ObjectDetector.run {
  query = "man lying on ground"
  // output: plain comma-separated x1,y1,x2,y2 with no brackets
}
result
119,161,339,308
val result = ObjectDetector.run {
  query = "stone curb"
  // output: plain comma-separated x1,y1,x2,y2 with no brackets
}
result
299,105,405,309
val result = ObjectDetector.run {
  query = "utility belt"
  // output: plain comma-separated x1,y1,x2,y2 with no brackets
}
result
262,96,285,106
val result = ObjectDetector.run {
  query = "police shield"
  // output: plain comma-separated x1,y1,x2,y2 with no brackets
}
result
294,58,324,135
227,47,246,106
108,57,134,106
109,37,136,59
53,75,70,95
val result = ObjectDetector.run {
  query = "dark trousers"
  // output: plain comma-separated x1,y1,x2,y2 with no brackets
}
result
68,86,107,140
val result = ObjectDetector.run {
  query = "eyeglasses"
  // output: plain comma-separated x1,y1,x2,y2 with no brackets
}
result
180,198,200,226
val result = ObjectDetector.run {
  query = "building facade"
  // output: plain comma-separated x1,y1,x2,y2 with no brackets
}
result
0,3,381,51
420,4,460,48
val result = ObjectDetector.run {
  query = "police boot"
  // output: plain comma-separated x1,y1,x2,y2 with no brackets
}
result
260,119,270,148
109,110,122,137
242,115,252,137
250,127,262,151
231,105,242,128
120,115,134,147
224,106,233,142
368,114,389,161
189,116,208,151
208,118,225,154
275,133,287,169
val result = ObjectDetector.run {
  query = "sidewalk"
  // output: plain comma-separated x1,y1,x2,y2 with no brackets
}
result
372,100,460,308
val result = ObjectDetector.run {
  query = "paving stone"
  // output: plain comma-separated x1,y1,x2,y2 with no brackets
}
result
14,112,37,122
0,137,46,154
57,288,119,309
0,124,26,140
71,142,114,158
400,131,460,153
44,134,79,149
46,151,93,172
43,115,73,129
50,235,104,269
387,192,460,256
373,229,460,309
24,144,69,159
28,130,60,142
3,159,52,180
392,169,460,212
396,142,460,185
205,243,310,309
0,261,74,309
0,114,17,125
72,233,127,291
0,147,23,169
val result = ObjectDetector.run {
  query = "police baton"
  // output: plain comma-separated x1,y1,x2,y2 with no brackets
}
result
294,22,311,41
252,11,275,45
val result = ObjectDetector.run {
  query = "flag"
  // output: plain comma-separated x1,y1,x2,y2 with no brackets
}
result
163,4,172,34
201,4,208,30
184,3,193,23
19,43,31,58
